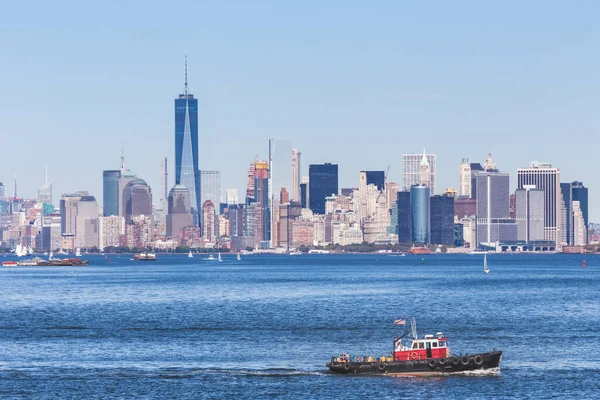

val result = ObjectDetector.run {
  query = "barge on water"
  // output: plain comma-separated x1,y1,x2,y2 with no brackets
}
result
326,318,502,376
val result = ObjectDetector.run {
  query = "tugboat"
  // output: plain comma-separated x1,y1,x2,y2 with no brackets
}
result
326,318,502,376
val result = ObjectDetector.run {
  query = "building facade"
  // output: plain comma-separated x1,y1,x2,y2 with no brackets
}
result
402,152,436,193
430,195,455,246
515,186,545,243
410,185,430,244
517,163,561,246
167,185,193,241
309,163,338,215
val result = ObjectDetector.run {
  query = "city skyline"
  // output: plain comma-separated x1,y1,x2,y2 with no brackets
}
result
1,2,599,220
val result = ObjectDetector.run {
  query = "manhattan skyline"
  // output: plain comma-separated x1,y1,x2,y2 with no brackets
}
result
1,2,598,219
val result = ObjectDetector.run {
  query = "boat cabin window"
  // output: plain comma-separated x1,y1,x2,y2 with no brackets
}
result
432,342,438,348
418,342,424,349
439,342,446,347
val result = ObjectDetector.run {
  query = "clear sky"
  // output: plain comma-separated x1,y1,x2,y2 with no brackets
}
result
1,1,598,219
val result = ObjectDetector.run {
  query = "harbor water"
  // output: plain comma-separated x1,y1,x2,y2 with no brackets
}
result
0,253,599,399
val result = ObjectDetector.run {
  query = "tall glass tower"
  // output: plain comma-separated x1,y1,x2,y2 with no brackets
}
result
175,57,200,225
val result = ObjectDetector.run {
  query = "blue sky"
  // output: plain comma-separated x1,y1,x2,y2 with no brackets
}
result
1,1,598,219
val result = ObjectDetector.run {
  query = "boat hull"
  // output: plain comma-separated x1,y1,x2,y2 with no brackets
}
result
326,351,501,375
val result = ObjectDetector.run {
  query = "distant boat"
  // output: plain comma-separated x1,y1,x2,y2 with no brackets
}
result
207,254,216,261
188,250,193,258
105,255,111,263
75,248,82,257
218,252,222,262
582,260,586,269
484,254,490,274
420,257,425,265
49,250,54,260
237,252,241,261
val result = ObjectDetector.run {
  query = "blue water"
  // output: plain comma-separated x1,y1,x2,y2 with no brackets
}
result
0,253,599,399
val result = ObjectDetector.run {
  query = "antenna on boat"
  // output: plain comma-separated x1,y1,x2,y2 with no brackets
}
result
411,317,417,339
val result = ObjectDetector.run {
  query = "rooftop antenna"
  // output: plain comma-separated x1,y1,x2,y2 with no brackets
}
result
184,54,188,95
120,145,125,173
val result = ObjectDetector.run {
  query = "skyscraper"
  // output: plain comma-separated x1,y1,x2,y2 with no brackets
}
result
0,182,4,197
102,170,120,216
122,179,153,223
475,171,516,245
175,57,200,225
458,158,471,197
38,165,52,204
410,185,430,244
74,196,99,249
309,163,338,215
517,163,561,246
430,194,455,245
560,181,588,245
397,191,411,243
300,176,308,209
402,151,436,193
199,170,221,217
515,186,544,243
167,185,193,241
201,200,216,243
292,149,301,202
365,171,385,191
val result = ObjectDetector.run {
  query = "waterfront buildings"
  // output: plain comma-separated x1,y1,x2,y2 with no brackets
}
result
309,163,338,215
402,151,436,194
517,163,561,246
397,191,411,243
74,196,99,249
560,181,589,245
174,58,200,225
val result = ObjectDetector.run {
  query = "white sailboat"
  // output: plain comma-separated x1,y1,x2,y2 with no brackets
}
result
484,254,490,274
206,254,216,261
75,248,82,257
27,246,34,256
49,250,54,260
237,252,241,261
188,250,193,258
218,252,222,262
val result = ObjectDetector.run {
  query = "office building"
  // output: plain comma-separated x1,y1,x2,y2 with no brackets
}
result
561,181,589,245
309,163,338,214
175,58,200,225
458,159,471,197
122,179,153,223
410,185,430,244
573,201,586,246
475,171,516,245
402,151,436,193
74,196,99,249
102,170,121,216
365,171,385,191
0,182,4,197
60,193,81,235
397,191,411,243
292,149,301,202
159,157,168,213
167,185,193,241
226,189,239,205
201,200,217,243
430,195,455,245
517,163,561,246
515,186,545,243
300,176,308,208
200,170,220,218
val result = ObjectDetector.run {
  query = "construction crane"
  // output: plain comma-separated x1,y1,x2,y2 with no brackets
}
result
385,165,391,182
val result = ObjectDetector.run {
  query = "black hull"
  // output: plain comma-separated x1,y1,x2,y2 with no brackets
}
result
326,351,502,376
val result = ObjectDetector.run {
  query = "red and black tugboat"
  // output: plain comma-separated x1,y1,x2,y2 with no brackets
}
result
326,318,502,376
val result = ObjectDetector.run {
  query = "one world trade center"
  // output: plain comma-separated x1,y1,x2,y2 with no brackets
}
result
175,57,201,226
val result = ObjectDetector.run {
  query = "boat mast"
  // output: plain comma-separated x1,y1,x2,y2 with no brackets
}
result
410,317,418,339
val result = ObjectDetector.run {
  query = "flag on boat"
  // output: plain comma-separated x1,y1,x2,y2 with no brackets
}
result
394,319,406,325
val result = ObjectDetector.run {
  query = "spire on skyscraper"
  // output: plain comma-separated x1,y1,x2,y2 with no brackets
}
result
184,54,188,95
120,145,126,174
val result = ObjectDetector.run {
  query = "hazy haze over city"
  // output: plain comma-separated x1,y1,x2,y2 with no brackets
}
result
1,1,598,219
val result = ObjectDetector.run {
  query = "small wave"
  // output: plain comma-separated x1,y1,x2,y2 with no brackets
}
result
444,367,501,376
203,367,327,377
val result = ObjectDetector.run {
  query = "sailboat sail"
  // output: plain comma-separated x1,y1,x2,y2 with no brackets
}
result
237,252,241,261
484,254,490,273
